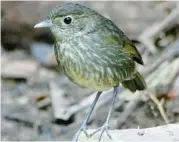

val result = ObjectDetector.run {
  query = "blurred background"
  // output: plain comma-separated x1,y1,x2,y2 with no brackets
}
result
1,1,179,141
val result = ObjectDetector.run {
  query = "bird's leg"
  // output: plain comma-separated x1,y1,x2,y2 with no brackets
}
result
73,91,102,142
90,86,118,141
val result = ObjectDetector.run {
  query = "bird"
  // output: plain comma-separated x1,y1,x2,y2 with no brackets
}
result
34,2,146,141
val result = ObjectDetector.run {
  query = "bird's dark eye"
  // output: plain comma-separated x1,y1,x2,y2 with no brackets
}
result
64,16,72,24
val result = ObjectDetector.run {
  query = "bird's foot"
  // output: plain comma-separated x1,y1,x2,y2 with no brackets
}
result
90,123,114,141
72,124,89,142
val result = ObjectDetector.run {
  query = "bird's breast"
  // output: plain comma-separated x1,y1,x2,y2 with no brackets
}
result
54,37,135,91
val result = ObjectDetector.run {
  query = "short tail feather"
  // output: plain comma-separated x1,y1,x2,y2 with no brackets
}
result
122,72,147,92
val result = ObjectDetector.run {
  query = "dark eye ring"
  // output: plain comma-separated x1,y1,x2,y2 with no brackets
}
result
64,16,72,24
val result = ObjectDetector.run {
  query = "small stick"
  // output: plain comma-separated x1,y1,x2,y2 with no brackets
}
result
149,93,169,124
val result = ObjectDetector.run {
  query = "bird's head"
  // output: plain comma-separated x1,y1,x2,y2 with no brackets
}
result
34,3,102,41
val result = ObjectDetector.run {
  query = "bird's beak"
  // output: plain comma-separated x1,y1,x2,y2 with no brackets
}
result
34,20,53,28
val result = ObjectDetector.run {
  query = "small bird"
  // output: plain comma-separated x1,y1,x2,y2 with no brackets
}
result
34,2,146,141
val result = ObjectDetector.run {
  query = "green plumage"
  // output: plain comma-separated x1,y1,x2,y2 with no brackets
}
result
49,3,146,92
34,3,147,141
122,71,147,92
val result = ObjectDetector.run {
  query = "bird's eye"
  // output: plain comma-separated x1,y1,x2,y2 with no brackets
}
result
64,16,72,24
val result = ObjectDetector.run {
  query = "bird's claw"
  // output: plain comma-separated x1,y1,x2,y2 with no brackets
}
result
90,123,113,141
73,125,89,142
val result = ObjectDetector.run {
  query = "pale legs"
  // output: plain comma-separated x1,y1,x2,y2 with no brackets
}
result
73,91,102,141
90,86,119,141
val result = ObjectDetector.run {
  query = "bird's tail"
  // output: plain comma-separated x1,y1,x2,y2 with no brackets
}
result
122,71,147,92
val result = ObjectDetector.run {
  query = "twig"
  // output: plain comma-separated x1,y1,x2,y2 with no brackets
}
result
149,93,169,124
138,5,179,53
142,40,179,77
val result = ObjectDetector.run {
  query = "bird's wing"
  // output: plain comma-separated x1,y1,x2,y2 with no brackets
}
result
122,40,144,65
101,18,144,65
103,35,144,65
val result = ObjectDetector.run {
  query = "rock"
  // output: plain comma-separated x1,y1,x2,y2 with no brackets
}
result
78,124,179,141
1,58,38,80
1,50,39,80
50,81,71,120
37,122,56,141
2,103,38,128
1,118,38,141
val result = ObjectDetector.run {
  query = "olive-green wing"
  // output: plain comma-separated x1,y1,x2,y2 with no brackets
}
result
122,40,144,65
103,35,143,65
101,18,144,65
